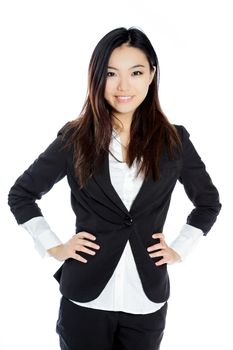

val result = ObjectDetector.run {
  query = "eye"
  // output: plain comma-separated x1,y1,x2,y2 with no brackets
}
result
132,71,143,76
107,71,116,77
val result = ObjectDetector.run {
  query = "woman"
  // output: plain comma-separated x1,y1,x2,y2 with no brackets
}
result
8,27,221,350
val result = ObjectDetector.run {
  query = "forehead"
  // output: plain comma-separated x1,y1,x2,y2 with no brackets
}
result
108,44,149,68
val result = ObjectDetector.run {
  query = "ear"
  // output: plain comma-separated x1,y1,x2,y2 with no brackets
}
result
149,66,156,84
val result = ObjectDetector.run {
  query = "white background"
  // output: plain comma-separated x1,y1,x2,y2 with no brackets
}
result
0,0,232,349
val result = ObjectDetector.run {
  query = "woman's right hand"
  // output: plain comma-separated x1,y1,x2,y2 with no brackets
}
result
47,231,100,263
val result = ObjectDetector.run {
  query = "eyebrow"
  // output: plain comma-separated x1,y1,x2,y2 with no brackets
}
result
107,64,146,70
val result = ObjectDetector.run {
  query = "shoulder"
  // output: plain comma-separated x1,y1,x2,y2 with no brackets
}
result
57,121,73,139
57,120,81,143
39,122,74,158
173,124,190,139
172,124,192,148
56,121,76,150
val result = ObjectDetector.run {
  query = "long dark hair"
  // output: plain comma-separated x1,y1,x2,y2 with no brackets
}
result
63,27,181,188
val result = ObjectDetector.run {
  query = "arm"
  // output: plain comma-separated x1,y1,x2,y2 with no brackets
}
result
8,131,69,224
147,126,221,265
8,131,69,256
178,125,221,234
8,130,100,262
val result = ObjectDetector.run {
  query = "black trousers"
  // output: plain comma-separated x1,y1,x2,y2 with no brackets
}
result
56,296,168,350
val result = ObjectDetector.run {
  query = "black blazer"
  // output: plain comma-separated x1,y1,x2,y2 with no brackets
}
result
8,125,221,303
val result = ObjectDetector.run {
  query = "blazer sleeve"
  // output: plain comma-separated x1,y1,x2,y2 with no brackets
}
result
177,125,221,235
8,131,70,225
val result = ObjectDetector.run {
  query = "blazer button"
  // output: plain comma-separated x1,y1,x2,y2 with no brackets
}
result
124,217,133,226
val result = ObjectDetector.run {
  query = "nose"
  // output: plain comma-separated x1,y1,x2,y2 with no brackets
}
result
117,76,130,92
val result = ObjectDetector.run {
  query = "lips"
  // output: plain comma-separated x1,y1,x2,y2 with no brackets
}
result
115,96,134,103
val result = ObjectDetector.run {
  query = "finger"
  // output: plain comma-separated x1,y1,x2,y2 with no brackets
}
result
75,239,100,250
155,257,169,266
75,245,97,256
152,233,165,241
149,250,169,258
147,243,166,252
155,252,179,265
70,252,88,263
76,231,97,241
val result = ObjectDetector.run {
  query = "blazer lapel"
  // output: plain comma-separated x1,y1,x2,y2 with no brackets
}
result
92,151,156,217
92,151,130,215
129,173,155,215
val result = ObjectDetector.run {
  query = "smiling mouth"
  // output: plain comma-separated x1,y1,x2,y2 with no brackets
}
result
115,96,134,103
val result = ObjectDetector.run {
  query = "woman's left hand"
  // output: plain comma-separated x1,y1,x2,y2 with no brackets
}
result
147,232,181,266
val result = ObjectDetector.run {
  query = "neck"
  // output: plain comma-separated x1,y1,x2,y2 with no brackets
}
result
112,113,132,133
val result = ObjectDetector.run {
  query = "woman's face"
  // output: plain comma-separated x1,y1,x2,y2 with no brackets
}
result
104,44,155,122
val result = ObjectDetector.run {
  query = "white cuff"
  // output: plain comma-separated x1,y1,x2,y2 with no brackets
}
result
170,224,203,261
21,216,62,258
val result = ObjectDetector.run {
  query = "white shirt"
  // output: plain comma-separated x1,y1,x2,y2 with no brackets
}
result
22,129,203,314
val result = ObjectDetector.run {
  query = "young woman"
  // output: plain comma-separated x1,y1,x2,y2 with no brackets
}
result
8,27,221,350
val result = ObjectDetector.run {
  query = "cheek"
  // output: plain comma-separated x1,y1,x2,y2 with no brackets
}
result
104,81,114,100
135,80,150,98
